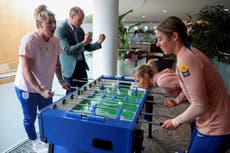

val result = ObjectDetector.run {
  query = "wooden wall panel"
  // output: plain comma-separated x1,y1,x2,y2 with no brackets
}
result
0,0,34,73
0,0,35,84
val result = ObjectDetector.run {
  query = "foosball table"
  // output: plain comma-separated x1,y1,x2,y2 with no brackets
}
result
38,75,153,153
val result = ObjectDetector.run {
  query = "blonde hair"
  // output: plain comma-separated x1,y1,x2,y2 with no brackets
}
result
133,59,159,78
34,4,55,28
146,59,158,74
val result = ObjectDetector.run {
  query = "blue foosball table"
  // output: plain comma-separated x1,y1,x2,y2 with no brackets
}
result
38,75,152,153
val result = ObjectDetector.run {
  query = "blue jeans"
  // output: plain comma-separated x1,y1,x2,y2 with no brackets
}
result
188,123,230,153
15,87,52,140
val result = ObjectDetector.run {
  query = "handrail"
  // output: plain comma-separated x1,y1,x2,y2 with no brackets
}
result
0,71,16,85
0,71,16,79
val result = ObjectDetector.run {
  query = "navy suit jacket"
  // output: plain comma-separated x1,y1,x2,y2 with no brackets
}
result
55,20,101,78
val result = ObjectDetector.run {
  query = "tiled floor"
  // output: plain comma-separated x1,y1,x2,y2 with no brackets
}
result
7,88,230,153
6,140,35,153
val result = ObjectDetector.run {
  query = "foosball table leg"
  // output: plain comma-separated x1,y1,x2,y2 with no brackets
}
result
48,144,54,153
148,124,152,138
145,96,153,138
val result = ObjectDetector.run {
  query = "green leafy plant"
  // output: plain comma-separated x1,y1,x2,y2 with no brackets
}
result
131,28,155,43
118,9,145,60
186,4,230,63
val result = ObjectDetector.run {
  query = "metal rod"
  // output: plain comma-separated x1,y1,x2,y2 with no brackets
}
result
83,77,94,80
85,87,129,95
70,86,79,90
59,108,133,121
73,97,137,113
76,96,139,107
145,99,168,105
144,100,156,104
72,79,89,83
53,92,139,107
138,119,163,126
92,81,137,88
52,91,140,107
148,91,171,97
52,93,65,97
141,111,175,118
83,89,139,101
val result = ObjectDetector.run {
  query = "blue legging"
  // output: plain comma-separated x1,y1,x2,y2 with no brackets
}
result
188,123,230,153
15,87,52,140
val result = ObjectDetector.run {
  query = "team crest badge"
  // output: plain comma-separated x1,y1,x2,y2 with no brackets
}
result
22,91,29,100
180,64,190,77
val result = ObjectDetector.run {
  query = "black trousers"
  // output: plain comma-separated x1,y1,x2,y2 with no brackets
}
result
63,60,88,94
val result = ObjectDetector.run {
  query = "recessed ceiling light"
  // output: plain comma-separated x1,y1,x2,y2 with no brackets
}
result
142,16,146,18
163,10,168,13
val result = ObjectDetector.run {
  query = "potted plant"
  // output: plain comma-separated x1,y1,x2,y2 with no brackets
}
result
186,3,230,93
117,9,145,60
186,4,230,63
117,9,146,76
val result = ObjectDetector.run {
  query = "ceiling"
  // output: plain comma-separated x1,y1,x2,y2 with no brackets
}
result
119,0,230,23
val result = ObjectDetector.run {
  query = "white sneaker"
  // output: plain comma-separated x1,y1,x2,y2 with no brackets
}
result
32,139,48,153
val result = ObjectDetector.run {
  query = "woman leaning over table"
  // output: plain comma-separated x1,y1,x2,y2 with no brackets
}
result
155,16,230,153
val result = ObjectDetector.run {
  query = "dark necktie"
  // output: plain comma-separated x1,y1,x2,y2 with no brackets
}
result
73,28,84,61
73,27,78,42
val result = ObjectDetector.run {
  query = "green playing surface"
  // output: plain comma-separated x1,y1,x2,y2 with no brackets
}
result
72,86,146,121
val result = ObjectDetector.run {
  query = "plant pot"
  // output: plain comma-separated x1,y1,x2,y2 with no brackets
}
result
117,60,135,77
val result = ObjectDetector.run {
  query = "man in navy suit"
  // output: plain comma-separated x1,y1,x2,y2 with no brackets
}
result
55,6,106,94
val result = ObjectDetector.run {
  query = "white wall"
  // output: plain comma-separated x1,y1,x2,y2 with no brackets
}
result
0,82,26,152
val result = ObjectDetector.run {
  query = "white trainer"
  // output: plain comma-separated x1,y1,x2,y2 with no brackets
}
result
32,139,48,153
